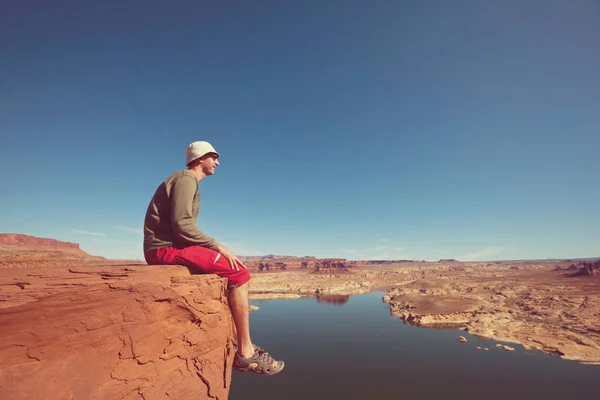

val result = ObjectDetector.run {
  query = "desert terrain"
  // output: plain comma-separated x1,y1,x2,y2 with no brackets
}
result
244,257,600,365
2,233,599,371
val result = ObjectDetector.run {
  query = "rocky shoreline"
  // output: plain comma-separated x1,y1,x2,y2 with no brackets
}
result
248,261,600,365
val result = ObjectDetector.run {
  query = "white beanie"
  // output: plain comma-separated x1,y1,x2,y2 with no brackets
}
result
186,141,219,166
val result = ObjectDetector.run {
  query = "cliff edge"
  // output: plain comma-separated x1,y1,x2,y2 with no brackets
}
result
0,265,235,399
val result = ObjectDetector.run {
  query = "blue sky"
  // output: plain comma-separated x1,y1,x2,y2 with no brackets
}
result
1,0,599,261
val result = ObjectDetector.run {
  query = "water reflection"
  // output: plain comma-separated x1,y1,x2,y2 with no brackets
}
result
316,294,350,306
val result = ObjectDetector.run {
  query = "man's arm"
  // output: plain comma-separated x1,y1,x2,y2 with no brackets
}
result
170,175,220,250
170,176,246,271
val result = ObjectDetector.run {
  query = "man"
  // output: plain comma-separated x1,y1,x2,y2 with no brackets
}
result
143,141,284,376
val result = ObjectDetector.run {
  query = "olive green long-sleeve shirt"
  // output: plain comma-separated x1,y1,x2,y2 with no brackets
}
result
143,170,220,252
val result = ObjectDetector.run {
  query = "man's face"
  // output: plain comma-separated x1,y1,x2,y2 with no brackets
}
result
200,153,219,176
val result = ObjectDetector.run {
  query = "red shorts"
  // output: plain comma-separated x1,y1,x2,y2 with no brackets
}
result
144,246,251,290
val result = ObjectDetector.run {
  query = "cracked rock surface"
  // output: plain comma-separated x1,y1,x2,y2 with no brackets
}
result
0,266,234,400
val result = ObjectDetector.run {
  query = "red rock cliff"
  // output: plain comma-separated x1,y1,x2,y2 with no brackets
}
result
0,265,235,400
0,233,82,249
0,233,104,260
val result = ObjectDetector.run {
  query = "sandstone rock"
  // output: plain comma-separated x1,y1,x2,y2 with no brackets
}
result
380,264,600,364
0,233,106,261
569,261,600,277
0,233,84,252
0,265,234,400
494,344,515,352
242,256,355,272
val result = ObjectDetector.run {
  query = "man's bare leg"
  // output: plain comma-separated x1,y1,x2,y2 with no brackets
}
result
231,319,238,340
228,282,282,369
228,282,255,358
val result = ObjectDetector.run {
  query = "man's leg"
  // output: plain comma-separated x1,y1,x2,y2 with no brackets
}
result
231,315,238,341
174,246,283,372
229,282,283,371
174,246,252,352
228,282,254,357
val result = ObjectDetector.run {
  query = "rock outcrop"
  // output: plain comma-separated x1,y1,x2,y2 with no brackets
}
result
383,266,600,364
243,256,355,272
0,233,83,250
386,294,483,327
313,259,352,273
0,265,234,400
568,261,600,277
0,233,107,264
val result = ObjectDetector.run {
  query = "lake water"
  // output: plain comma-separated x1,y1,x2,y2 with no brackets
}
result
229,292,600,400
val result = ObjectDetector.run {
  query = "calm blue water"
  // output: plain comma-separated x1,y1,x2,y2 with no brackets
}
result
229,292,600,400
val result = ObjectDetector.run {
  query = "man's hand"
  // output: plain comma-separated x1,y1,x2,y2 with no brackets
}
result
217,244,247,271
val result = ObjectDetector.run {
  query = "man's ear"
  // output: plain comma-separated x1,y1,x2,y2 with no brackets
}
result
188,158,202,168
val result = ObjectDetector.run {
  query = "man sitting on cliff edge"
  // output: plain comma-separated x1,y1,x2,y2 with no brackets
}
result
143,140,284,376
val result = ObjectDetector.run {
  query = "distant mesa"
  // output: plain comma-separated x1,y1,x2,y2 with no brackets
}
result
567,261,600,278
238,254,287,262
258,261,288,272
0,233,106,261
439,259,459,263
242,257,354,273
0,233,81,250
365,260,417,264
312,259,352,273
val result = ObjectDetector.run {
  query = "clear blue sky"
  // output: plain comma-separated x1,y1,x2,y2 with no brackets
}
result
1,0,598,261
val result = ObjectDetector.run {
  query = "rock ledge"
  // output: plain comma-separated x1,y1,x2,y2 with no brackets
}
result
0,265,234,400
